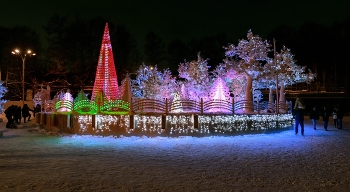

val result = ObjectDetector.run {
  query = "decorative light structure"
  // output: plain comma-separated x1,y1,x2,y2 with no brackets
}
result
91,23,119,101
210,77,229,101
55,91,74,112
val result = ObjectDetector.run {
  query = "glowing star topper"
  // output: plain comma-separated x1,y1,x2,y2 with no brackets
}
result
91,23,119,101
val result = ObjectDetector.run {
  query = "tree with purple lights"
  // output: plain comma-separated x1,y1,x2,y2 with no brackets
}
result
212,64,246,101
160,68,178,100
209,76,230,101
223,30,271,112
178,53,211,101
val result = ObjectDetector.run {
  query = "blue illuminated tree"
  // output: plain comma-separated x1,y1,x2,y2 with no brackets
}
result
0,81,8,113
132,63,177,100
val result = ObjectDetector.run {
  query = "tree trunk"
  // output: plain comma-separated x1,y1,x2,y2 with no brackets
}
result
269,87,273,103
268,87,274,113
244,75,254,113
279,83,286,113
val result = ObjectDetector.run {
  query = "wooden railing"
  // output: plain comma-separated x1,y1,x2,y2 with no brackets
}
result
168,99,201,114
203,99,232,114
233,100,254,113
132,98,166,113
130,98,289,115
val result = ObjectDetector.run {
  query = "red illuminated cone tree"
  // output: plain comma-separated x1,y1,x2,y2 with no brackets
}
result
91,23,119,101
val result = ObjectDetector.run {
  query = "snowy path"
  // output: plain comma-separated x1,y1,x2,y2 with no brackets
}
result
1,116,350,191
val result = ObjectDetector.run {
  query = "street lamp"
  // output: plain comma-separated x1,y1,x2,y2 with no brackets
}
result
11,49,36,107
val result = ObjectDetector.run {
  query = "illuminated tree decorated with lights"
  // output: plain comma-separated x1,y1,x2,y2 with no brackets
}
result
159,69,178,100
132,64,176,100
212,64,246,100
263,46,315,112
209,77,230,101
0,81,8,113
91,23,119,101
223,30,270,112
178,53,211,101
180,83,189,100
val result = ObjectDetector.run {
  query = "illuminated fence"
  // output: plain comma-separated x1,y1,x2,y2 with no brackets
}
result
131,98,290,115
48,97,291,115
168,99,201,113
132,98,166,113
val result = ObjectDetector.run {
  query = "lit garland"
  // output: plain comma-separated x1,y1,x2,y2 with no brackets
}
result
72,113,293,136
167,115,195,134
74,100,98,113
100,100,130,112
94,115,118,132
77,115,92,132
198,114,293,133
134,115,164,134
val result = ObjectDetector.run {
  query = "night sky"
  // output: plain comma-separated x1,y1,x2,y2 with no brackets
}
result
2,0,350,49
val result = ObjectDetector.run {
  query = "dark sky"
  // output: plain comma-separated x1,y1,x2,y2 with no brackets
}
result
1,0,350,48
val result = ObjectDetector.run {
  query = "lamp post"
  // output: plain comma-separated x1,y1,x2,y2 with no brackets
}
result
11,49,36,107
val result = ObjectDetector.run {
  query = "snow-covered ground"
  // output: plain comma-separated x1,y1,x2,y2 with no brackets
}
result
1,114,350,191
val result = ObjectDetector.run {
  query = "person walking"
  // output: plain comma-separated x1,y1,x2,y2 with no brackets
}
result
22,104,34,123
310,106,319,130
337,107,343,129
4,105,16,128
293,97,305,135
332,107,338,128
322,106,330,131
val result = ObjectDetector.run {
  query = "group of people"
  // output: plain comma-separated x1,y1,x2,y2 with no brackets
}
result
293,97,344,135
310,106,343,131
4,104,35,129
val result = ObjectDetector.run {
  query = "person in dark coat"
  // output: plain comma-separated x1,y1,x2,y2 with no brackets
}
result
22,104,34,123
322,106,330,131
293,97,305,135
337,107,344,129
33,104,41,118
4,105,16,128
310,106,319,130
